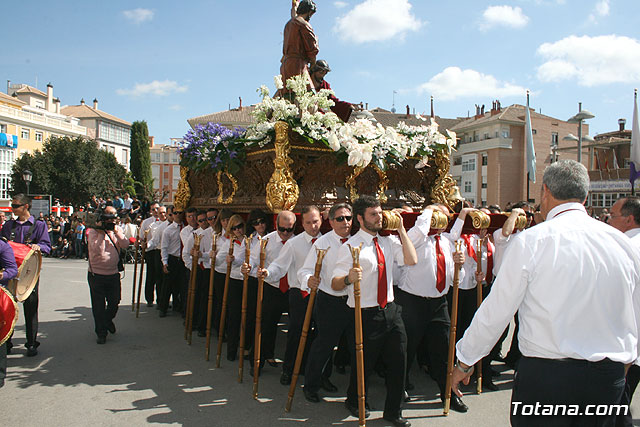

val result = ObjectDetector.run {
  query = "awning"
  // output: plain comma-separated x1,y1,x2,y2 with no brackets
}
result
0,133,18,149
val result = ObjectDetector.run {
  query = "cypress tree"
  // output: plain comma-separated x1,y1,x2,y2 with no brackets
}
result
130,120,153,199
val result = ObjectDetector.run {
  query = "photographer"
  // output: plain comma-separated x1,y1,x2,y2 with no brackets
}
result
86,206,128,344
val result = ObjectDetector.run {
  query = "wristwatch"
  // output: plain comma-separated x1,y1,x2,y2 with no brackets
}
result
344,276,352,287
455,360,474,374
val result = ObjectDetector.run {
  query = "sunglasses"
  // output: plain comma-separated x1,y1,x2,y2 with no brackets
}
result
333,215,352,222
231,224,244,231
11,203,25,209
207,216,217,221
278,226,295,233
174,211,183,215
197,218,207,223
252,219,266,226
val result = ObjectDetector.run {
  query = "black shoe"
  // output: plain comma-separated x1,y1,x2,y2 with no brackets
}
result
107,321,116,334
490,367,501,377
280,372,292,385
484,379,499,391
159,311,167,318
448,395,468,413
227,353,237,362
96,336,107,345
335,365,346,375
383,414,411,427
345,400,370,418
6,342,12,355
303,388,320,403
26,347,38,357
321,377,338,392
147,302,154,308
404,390,410,402
267,359,279,368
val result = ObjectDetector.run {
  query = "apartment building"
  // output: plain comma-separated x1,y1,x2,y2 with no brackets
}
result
150,137,181,204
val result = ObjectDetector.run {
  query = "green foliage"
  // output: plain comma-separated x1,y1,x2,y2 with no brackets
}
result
122,173,136,197
130,120,153,200
10,136,127,206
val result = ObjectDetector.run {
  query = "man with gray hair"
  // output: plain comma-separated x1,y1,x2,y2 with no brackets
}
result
452,160,640,426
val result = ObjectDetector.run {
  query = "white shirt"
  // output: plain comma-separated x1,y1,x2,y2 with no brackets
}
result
456,202,640,366
215,238,246,280
266,231,321,289
146,220,168,251
180,224,194,246
123,197,133,210
249,230,290,289
138,216,157,239
625,228,640,367
333,229,405,308
123,223,138,240
399,209,465,298
458,234,489,290
161,222,182,265
492,227,520,276
246,232,268,278
213,233,231,273
298,230,349,296
181,227,207,270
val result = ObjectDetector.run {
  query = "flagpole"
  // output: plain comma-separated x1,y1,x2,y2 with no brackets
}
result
632,89,638,196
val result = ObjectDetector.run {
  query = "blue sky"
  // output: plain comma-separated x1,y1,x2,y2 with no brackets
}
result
5,0,640,144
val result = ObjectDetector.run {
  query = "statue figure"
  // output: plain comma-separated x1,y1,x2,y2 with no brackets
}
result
280,0,318,88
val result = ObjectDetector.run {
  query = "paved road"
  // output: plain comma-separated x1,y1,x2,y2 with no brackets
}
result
3,258,639,426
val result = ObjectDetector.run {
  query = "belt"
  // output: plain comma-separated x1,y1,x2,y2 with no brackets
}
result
319,290,348,301
362,301,395,313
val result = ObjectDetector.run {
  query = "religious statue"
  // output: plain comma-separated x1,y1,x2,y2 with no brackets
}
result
280,0,319,89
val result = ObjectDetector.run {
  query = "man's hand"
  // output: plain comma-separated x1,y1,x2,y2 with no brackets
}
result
451,363,474,398
475,271,485,284
257,268,269,279
458,207,476,223
348,267,362,284
162,264,169,274
502,208,525,238
226,254,235,264
241,263,251,275
30,244,41,252
453,250,465,265
190,247,200,258
209,249,217,259
307,275,320,290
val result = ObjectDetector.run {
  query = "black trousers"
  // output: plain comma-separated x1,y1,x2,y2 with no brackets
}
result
213,271,226,334
512,356,625,427
144,249,160,305
395,288,449,394
158,255,184,314
449,287,480,344
8,282,40,349
283,288,313,376
0,343,6,387
225,277,244,359
347,301,407,418
616,364,640,427
180,267,191,317
253,284,288,362
194,268,211,333
87,272,121,338
304,290,352,392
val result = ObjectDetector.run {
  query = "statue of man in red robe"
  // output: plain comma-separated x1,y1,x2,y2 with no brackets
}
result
310,60,355,123
280,0,319,87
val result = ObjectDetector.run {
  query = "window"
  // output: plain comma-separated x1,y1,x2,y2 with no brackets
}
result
482,182,487,189
173,165,180,177
0,124,6,133
473,131,479,142
462,158,476,172
464,181,472,193
551,132,558,145
122,149,128,165
532,129,537,135
482,154,488,166
163,153,170,163
152,165,160,180
454,176,462,187
21,128,30,140
35,131,43,142
172,153,178,163
502,129,510,138
495,131,499,138
34,99,45,109
483,132,489,140
453,156,462,166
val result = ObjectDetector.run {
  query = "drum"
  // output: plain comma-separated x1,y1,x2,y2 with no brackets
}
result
6,242,42,302
0,286,18,345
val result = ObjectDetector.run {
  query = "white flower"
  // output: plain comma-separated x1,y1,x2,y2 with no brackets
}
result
415,113,427,121
274,75,284,90
257,85,270,99
327,133,340,151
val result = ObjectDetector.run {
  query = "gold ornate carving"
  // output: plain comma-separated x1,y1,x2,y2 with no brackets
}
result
265,121,299,212
468,210,491,229
431,210,450,230
345,166,365,201
430,150,461,209
216,169,238,204
373,164,389,203
381,210,401,230
174,166,192,211
346,164,389,203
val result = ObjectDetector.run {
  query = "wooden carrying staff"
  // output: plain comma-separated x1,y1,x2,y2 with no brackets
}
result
135,229,149,318
350,243,366,427
238,235,253,382
205,233,219,361
444,240,463,416
285,247,328,412
216,236,236,368
253,237,269,400
131,236,139,311
185,233,203,344
475,238,484,394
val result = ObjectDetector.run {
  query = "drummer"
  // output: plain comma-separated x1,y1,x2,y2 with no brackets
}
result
0,238,18,387
1,194,51,357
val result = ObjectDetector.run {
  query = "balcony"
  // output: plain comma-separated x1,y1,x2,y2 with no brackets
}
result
0,104,87,136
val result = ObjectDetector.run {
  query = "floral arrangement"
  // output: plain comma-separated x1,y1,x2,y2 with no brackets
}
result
180,74,456,173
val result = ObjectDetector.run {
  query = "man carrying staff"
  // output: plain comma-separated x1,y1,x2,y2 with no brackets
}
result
146,206,168,309
332,195,417,427
452,160,640,426
299,202,353,402
160,207,183,317
139,201,159,307
281,0,318,87
257,206,322,386
2,193,51,357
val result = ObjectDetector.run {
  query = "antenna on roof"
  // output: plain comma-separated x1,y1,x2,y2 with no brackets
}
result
391,90,397,113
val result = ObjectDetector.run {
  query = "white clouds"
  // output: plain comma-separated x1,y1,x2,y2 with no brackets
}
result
116,80,188,97
420,67,527,101
537,35,640,86
334,0,423,44
479,6,529,31
334,1,348,8
122,8,154,25
588,0,610,23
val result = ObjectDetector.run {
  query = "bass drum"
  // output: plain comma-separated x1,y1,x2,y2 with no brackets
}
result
0,286,18,345
6,242,42,302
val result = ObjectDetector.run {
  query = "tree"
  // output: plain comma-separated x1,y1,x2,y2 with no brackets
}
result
130,120,153,200
11,136,128,207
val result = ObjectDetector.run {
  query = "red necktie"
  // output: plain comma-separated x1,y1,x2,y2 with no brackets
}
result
434,235,446,293
279,240,289,293
340,238,348,244
461,234,477,262
486,240,495,283
373,237,387,308
311,237,317,244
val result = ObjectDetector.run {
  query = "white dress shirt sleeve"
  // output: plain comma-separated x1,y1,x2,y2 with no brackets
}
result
266,240,294,282
160,226,171,266
298,242,318,293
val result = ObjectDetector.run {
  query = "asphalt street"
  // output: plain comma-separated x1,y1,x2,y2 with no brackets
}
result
2,258,639,426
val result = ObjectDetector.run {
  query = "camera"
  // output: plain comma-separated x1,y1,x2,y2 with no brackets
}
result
77,210,117,230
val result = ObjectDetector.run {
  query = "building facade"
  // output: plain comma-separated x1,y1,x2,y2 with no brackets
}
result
62,99,131,170
150,137,181,204
449,102,585,208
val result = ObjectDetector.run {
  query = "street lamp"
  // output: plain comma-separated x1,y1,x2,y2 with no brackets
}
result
22,169,32,195
567,102,595,163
